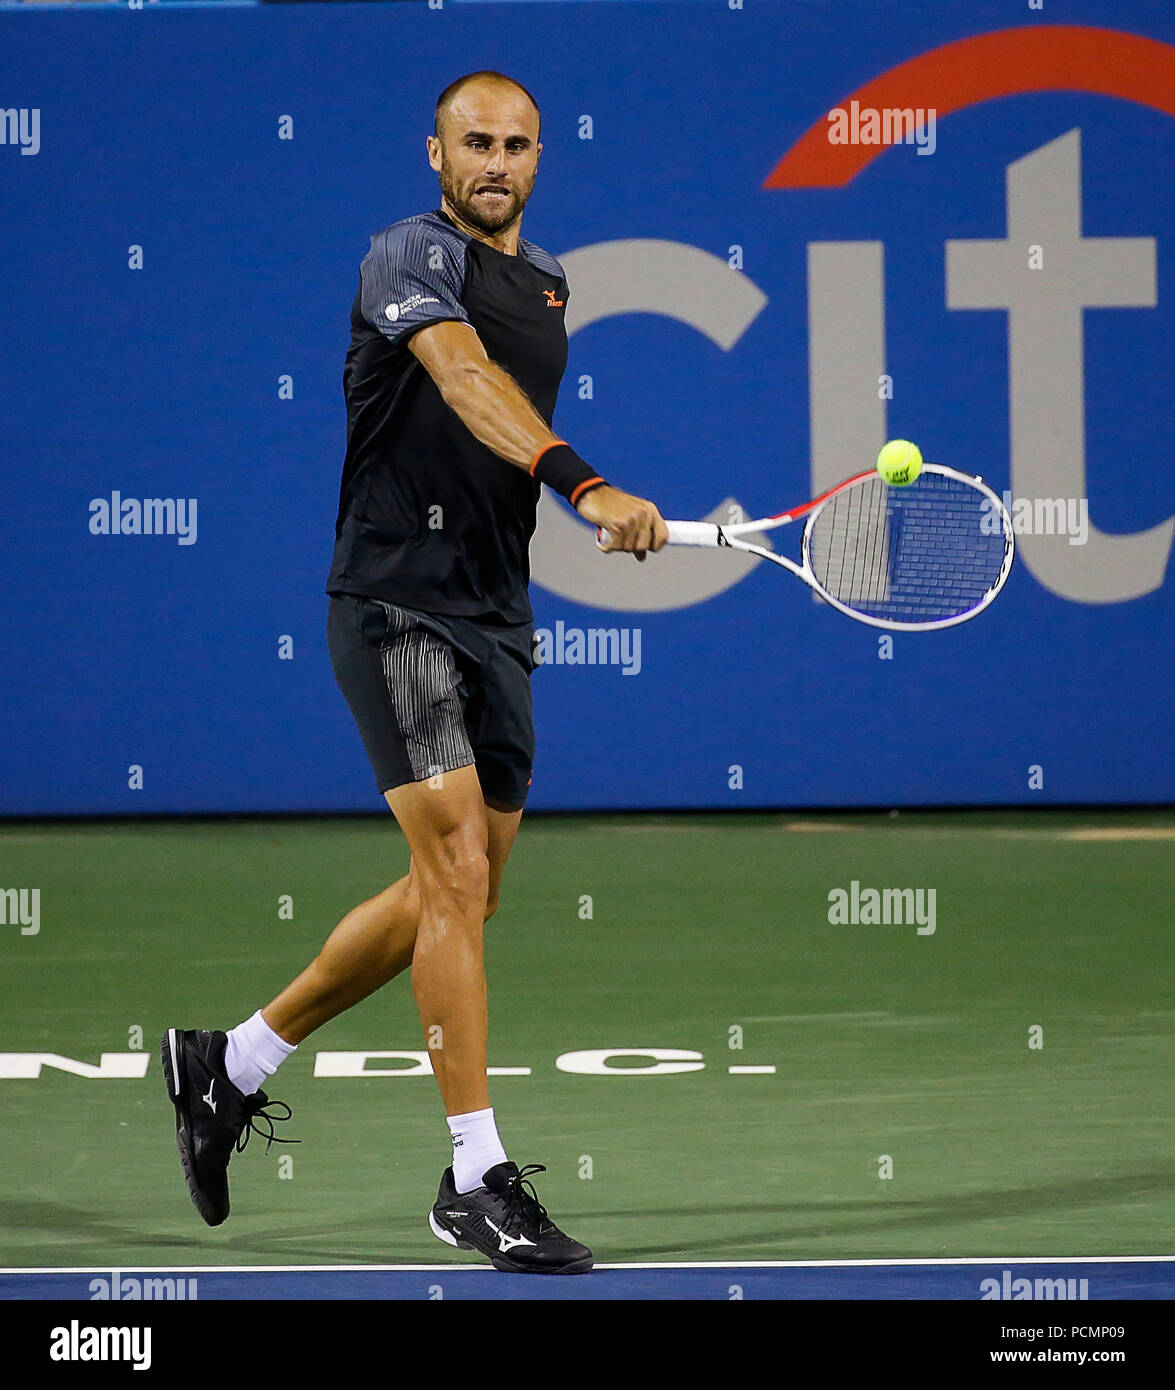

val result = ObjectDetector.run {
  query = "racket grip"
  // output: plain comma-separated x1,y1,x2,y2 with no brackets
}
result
595,520,723,550
664,520,724,547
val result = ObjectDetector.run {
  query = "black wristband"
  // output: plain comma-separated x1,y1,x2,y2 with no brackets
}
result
529,442,607,508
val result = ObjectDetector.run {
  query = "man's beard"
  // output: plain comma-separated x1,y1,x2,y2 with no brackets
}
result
440,158,532,233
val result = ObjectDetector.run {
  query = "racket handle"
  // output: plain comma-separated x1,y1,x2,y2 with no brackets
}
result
664,520,724,547
595,520,723,550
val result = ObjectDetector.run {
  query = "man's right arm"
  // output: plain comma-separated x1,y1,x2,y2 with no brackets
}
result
408,320,667,559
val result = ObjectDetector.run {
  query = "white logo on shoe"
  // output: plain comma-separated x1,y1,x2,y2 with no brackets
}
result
201,1080,217,1115
484,1215,535,1253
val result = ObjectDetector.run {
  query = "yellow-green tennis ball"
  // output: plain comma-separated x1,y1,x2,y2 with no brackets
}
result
876,439,923,486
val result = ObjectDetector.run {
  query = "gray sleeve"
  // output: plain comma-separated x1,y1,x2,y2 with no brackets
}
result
359,221,470,349
519,239,566,283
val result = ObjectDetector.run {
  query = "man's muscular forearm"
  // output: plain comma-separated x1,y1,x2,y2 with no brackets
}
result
435,357,556,472
442,359,667,555
409,320,668,555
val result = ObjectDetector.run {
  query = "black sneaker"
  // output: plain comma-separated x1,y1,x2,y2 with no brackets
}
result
160,1027,297,1227
429,1162,593,1274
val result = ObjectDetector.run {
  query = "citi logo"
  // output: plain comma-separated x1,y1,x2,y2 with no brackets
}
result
542,289,565,307
532,25,1175,613
1,107,40,156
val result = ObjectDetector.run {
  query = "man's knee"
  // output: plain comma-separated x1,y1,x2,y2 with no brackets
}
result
483,893,499,924
422,835,490,915
386,871,420,920
387,771,493,918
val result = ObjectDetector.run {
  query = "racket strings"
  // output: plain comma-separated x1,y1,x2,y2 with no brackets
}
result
807,473,1009,622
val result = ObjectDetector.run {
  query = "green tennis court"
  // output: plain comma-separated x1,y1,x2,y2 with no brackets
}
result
1,810,1172,1273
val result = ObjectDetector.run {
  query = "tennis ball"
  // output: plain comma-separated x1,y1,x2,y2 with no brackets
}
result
876,439,923,486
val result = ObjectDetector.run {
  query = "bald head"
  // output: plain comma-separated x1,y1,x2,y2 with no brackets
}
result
434,71,540,143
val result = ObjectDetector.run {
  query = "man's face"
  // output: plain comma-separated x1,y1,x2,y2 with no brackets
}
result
429,84,541,235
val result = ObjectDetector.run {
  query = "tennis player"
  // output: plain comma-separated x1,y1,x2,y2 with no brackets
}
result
162,70,667,1275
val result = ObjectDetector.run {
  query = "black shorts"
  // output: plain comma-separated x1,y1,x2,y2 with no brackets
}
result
326,592,536,809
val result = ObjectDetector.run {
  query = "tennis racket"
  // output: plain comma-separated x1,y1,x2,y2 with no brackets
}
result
598,464,1015,631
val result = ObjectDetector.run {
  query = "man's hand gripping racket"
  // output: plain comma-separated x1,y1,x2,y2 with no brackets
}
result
594,461,1015,631
576,484,669,562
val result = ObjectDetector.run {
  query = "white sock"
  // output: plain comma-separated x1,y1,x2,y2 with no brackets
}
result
223,1010,296,1096
447,1107,508,1193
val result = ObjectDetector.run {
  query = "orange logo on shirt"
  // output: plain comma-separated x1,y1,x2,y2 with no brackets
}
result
542,289,565,307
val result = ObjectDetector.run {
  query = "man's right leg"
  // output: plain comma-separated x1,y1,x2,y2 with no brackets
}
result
393,768,592,1274
385,766,493,1118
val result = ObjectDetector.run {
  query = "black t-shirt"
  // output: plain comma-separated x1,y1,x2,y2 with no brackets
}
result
326,208,571,623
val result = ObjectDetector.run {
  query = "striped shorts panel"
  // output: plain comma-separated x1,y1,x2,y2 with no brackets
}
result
376,601,474,783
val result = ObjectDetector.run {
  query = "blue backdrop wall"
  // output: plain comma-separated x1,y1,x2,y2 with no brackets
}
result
1,0,1172,813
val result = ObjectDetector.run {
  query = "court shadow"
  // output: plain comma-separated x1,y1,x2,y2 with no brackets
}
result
588,1165,1175,1259
221,1215,445,1264
0,1197,208,1255
209,1165,1175,1264
5,1164,1171,1267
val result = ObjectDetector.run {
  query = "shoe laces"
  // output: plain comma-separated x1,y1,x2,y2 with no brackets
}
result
503,1163,551,1232
236,1093,300,1156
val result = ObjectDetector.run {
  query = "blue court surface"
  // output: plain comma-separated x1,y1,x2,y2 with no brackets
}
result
3,1258,1172,1301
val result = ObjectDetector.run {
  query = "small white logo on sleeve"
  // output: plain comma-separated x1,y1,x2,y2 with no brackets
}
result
385,293,440,323
202,1080,217,1114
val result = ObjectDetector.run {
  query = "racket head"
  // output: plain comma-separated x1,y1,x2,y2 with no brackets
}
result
799,465,1015,631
